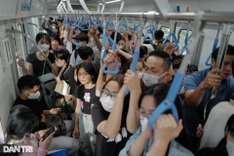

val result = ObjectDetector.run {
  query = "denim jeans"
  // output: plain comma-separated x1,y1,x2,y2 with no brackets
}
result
79,112,96,156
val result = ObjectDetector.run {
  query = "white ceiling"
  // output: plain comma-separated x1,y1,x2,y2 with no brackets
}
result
45,0,103,10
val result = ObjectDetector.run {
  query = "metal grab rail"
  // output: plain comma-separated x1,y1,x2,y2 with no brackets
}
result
205,23,221,66
148,11,205,129
5,29,58,76
51,11,234,24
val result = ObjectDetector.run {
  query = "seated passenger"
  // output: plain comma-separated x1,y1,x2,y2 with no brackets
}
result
197,114,234,156
119,83,193,156
183,45,234,152
7,105,53,156
13,75,79,155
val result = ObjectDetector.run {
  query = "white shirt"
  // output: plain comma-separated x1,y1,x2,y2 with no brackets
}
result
200,101,234,149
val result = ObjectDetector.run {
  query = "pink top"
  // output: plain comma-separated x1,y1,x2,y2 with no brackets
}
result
8,133,47,156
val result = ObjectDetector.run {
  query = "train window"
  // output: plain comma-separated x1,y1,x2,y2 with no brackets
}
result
15,23,27,78
178,29,192,55
26,17,40,52
160,26,170,39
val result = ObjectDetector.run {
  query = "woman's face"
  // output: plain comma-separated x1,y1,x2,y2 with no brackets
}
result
51,40,59,50
102,81,120,100
139,95,155,119
38,38,50,45
136,61,144,72
78,67,92,85
55,56,65,67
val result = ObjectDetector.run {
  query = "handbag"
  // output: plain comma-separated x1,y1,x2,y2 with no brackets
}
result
54,64,70,96
54,80,70,96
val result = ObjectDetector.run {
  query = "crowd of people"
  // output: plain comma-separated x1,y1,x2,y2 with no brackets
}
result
2,16,234,156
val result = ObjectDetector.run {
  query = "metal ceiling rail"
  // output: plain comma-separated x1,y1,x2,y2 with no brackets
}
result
53,11,234,23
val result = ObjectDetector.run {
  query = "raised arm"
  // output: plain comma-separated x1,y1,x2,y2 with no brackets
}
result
96,61,104,97
90,25,102,52
147,115,183,156
117,48,132,60
97,85,126,138
185,68,223,107
124,70,141,133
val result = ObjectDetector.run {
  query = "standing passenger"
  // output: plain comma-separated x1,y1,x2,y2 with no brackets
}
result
73,62,99,156
184,45,234,152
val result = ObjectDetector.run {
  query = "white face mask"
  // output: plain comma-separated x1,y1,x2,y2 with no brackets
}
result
140,116,148,132
100,95,115,112
119,45,124,49
142,72,167,87
38,44,50,52
27,91,41,99
226,139,234,156
52,26,56,29
55,61,62,67
138,72,143,78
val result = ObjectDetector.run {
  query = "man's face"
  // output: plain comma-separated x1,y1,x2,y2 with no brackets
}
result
23,85,40,98
221,54,234,79
144,56,165,77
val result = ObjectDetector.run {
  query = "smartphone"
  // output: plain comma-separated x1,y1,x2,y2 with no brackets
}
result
42,126,57,141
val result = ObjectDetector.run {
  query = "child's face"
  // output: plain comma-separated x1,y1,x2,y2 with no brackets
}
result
78,67,92,85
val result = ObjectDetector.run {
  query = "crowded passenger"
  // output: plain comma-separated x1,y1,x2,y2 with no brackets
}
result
184,45,234,153
13,75,79,155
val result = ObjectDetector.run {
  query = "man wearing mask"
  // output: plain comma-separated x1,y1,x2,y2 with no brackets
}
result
142,50,172,87
13,75,80,155
103,50,172,133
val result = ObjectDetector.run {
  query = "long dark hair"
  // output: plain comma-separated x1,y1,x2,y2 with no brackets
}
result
54,48,71,63
7,105,39,140
76,62,97,85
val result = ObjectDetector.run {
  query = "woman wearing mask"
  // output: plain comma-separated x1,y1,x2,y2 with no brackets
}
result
21,33,58,77
119,83,193,156
92,56,136,156
7,105,54,156
54,48,75,94
72,62,99,156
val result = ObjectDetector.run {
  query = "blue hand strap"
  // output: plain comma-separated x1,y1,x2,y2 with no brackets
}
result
205,38,219,66
125,49,140,94
180,33,189,55
148,71,183,129
163,32,180,49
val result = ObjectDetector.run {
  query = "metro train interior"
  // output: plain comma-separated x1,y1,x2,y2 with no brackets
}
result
0,0,234,155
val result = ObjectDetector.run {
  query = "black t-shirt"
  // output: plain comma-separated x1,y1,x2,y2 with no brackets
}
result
13,96,49,131
91,94,131,156
75,85,99,114
26,52,55,78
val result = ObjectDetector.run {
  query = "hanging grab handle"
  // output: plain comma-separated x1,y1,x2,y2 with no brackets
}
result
102,13,119,75
125,13,144,94
163,32,180,49
148,11,204,129
205,23,221,66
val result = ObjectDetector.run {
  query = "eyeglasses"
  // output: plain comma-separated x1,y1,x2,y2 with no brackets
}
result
102,88,118,100
136,108,153,120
